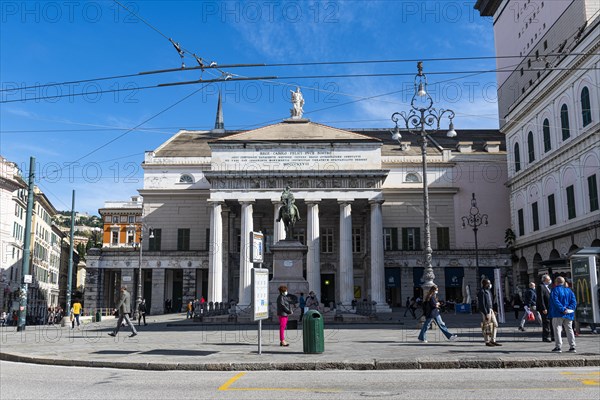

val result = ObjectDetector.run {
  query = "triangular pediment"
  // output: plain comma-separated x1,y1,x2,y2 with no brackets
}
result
214,120,380,142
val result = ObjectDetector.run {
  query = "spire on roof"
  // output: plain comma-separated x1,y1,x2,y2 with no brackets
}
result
212,90,225,134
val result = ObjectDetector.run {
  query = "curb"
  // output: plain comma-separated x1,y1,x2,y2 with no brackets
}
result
2,351,599,371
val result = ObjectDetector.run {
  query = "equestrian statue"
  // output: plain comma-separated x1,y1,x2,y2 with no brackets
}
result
276,186,301,240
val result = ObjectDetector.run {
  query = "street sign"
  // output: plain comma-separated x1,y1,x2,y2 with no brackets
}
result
252,268,269,321
252,267,269,356
23,275,32,284
250,231,264,263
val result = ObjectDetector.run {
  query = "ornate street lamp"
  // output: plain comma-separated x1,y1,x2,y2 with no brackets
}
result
461,193,488,271
391,61,457,295
132,224,153,320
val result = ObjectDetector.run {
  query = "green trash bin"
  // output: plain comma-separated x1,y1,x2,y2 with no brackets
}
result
302,310,324,354
95,310,101,322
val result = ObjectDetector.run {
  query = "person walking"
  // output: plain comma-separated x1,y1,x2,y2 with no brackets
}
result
518,282,542,331
71,299,82,329
277,285,293,347
298,293,306,321
417,285,458,343
537,274,554,342
477,279,501,346
186,301,193,319
108,287,138,338
549,276,577,353
138,299,147,326
1,311,7,326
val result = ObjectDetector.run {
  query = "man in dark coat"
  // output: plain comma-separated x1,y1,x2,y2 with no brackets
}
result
109,287,138,337
518,282,542,331
537,274,554,342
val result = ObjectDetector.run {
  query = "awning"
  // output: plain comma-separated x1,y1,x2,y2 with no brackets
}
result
478,267,496,282
445,267,464,288
385,268,401,288
413,267,424,287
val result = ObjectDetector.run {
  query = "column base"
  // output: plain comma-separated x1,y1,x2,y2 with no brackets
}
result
374,303,392,313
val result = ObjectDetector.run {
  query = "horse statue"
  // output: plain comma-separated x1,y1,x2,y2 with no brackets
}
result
276,186,301,240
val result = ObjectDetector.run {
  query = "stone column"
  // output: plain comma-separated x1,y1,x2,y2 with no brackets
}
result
306,200,321,299
150,268,165,315
339,201,354,306
182,268,195,307
238,200,254,307
272,200,285,244
121,268,134,313
208,201,223,302
370,199,390,312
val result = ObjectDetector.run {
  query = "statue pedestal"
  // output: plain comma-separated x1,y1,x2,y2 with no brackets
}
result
269,239,308,321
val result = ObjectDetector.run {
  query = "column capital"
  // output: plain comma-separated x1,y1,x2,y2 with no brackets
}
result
208,199,224,205
368,198,385,206
305,199,322,205
337,199,354,205
239,199,255,205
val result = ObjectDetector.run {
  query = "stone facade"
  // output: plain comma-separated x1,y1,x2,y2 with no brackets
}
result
86,119,513,315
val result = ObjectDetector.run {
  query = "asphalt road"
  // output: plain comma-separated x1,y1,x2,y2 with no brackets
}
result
1,361,598,400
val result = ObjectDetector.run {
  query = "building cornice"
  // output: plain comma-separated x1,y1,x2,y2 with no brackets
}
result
506,127,599,189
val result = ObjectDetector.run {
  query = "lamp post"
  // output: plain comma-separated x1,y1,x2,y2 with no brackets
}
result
391,62,457,295
133,224,153,320
461,193,488,271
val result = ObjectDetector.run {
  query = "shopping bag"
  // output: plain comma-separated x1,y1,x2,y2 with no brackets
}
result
526,311,535,321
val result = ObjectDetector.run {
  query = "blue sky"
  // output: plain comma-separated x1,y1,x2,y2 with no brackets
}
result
0,0,498,214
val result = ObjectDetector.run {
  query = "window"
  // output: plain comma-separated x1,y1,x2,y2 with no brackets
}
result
104,215,111,222
548,194,556,226
437,227,450,250
127,230,135,244
520,67,524,76
405,173,420,183
532,202,539,231
112,216,119,223
402,228,421,251
293,228,305,245
517,209,525,236
544,40,547,50
383,228,398,251
566,185,576,220
179,174,194,184
542,119,551,152
120,215,127,223
128,216,135,223
588,174,599,212
581,87,592,127
561,104,570,140
514,142,521,172
352,228,362,253
527,131,535,163
321,227,334,253
111,231,119,245
148,229,161,251
177,228,190,251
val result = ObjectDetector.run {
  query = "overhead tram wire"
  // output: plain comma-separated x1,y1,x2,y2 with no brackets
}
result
40,83,214,178
2,52,593,94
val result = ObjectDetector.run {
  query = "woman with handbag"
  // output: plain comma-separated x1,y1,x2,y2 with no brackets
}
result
277,285,293,347
478,279,502,346
417,285,458,343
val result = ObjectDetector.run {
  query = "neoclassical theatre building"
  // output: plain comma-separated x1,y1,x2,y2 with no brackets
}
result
86,103,512,315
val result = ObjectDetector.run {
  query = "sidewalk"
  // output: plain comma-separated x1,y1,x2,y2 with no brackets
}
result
1,312,599,371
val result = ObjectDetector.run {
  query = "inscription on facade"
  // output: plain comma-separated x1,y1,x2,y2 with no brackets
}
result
212,147,380,171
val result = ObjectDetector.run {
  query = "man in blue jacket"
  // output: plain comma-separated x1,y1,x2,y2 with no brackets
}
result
549,276,577,353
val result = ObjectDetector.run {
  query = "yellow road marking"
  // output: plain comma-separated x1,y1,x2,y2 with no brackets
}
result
218,372,339,392
218,372,246,391
581,379,600,386
561,371,600,376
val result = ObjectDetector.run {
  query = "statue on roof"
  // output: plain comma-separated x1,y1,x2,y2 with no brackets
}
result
290,87,304,119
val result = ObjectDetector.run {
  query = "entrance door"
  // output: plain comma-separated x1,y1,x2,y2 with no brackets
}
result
321,273,335,309
143,270,152,312
172,270,183,312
